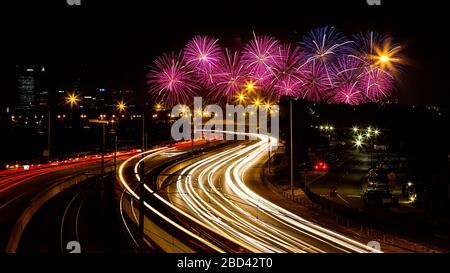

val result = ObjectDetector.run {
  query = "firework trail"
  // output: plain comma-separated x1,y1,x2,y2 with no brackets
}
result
274,74,302,98
300,26,353,87
328,82,364,105
297,59,332,102
360,66,394,101
352,31,402,72
352,31,387,61
213,49,249,101
183,35,223,88
184,35,223,69
146,29,403,105
242,33,280,87
330,55,365,84
147,51,199,106
270,43,302,81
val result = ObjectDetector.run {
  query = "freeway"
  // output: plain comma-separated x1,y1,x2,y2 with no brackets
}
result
119,132,379,253
0,150,138,252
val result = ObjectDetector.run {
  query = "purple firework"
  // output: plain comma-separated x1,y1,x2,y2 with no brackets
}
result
213,49,249,101
330,55,365,85
297,60,331,102
271,44,302,83
360,66,394,101
183,35,223,88
274,74,302,98
328,82,364,105
242,33,280,86
147,52,199,106
184,35,223,70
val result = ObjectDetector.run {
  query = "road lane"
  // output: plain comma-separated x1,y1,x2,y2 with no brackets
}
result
119,131,380,253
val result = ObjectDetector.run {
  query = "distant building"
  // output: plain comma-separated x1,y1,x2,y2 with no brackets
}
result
35,66,50,109
17,66,36,111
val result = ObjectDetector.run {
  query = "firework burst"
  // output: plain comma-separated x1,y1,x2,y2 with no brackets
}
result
297,59,331,102
242,33,280,86
147,52,199,106
352,31,402,72
300,26,353,87
328,82,364,105
274,74,302,98
330,55,365,85
271,44,302,82
184,35,223,69
352,31,387,61
360,66,394,101
213,49,249,101
300,26,353,63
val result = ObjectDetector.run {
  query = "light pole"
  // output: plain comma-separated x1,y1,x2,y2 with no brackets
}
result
101,122,105,174
47,110,51,161
290,99,294,197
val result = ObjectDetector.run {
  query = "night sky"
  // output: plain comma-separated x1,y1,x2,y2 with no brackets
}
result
1,0,448,107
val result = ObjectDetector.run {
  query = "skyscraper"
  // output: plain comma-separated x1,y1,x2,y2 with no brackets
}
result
17,65,36,111
35,66,50,109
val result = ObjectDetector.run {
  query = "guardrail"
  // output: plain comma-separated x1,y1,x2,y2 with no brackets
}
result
5,168,115,253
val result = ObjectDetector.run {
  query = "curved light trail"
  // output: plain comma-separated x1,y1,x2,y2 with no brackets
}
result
118,132,381,253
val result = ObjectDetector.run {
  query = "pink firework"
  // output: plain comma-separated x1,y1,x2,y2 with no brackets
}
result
271,44,302,83
242,33,280,86
297,59,331,102
213,49,249,101
183,35,223,88
274,74,302,98
147,51,199,106
184,35,223,70
330,55,365,85
360,66,394,101
328,82,364,105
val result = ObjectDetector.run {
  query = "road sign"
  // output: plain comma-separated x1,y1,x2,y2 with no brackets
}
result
43,150,49,157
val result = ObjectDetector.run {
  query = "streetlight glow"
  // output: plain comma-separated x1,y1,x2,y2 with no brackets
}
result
117,101,127,112
66,92,80,108
245,80,256,92
236,93,246,104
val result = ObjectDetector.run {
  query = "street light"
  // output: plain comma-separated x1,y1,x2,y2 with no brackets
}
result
245,80,256,92
154,103,163,111
66,92,80,108
354,139,363,150
117,100,127,112
236,93,246,104
253,98,261,107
